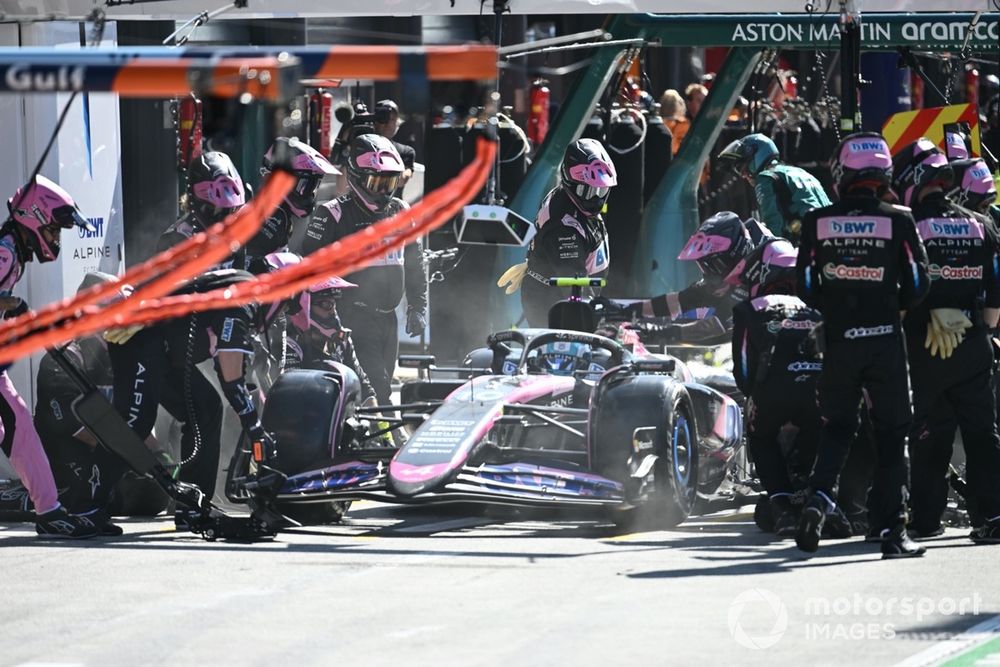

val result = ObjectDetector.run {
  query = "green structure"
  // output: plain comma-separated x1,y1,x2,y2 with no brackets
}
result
492,11,998,325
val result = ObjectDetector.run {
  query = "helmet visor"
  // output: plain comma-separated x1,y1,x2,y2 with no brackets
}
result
294,174,324,198
696,253,736,278
361,173,400,195
310,293,342,331
574,183,610,201
51,204,94,232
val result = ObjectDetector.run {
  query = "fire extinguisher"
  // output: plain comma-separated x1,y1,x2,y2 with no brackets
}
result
911,71,924,110
176,94,203,171
308,89,334,157
527,79,550,148
966,65,980,109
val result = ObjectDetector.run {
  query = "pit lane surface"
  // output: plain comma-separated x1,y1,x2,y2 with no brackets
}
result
1,504,998,667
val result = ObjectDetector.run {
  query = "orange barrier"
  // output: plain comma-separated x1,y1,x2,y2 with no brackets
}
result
107,138,495,326
0,171,294,364
113,58,294,100
0,140,495,365
314,45,497,82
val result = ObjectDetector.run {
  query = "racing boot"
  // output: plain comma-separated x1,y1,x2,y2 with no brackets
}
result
753,495,774,533
880,524,927,559
847,512,870,539
908,524,945,540
970,517,1000,544
79,508,124,537
795,490,835,553
822,505,853,539
0,481,33,521
770,494,799,538
35,505,100,539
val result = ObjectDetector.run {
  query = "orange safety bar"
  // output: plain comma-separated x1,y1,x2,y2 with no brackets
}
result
0,140,496,364
314,45,497,82
112,57,294,100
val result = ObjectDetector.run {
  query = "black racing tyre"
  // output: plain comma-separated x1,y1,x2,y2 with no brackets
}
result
108,472,170,517
592,376,698,530
278,500,351,526
264,370,350,475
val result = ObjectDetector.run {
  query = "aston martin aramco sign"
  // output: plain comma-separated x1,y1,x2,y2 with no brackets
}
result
634,13,1000,50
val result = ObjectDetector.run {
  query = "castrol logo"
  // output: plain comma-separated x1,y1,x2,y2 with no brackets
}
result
822,263,884,281
927,264,983,280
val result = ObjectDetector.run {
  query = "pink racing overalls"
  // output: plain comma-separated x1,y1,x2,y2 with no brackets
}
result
0,231,60,513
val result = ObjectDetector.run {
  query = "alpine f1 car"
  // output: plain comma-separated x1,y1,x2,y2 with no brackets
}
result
241,326,744,529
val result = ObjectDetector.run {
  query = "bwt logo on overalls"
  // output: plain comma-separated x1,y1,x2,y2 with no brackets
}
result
930,222,970,236
830,220,875,235
79,218,104,239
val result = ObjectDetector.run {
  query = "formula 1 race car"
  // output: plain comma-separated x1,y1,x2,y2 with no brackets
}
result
241,325,744,529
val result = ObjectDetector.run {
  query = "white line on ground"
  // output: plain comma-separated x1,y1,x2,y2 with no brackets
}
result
891,614,1000,667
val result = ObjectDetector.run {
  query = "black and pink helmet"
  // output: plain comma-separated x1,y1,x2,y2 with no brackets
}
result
892,137,954,207
944,130,970,161
830,132,893,197
677,211,753,279
347,133,404,212
288,275,358,338
187,151,246,226
560,138,617,216
247,251,302,331
6,174,92,263
947,158,997,213
723,238,797,297
262,137,339,217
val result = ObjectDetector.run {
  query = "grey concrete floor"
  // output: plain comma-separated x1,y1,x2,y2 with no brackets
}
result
1,503,999,667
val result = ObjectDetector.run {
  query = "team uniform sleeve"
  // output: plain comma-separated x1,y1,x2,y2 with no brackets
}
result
210,308,255,354
983,217,1000,309
795,211,821,309
342,332,377,401
896,211,930,311
754,175,787,237
402,201,427,313
730,303,755,394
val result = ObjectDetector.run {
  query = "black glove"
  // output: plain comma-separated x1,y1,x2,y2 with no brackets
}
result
680,316,727,343
405,307,426,337
247,423,277,464
626,320,682,344
591,296,643,320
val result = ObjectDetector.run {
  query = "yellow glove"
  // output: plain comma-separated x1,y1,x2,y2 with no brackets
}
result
926,316,960,359
931,308,973,334
925,309,972,359
376,420,396,448
103,324,144,345
925,315,943,358
497,261,528,295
